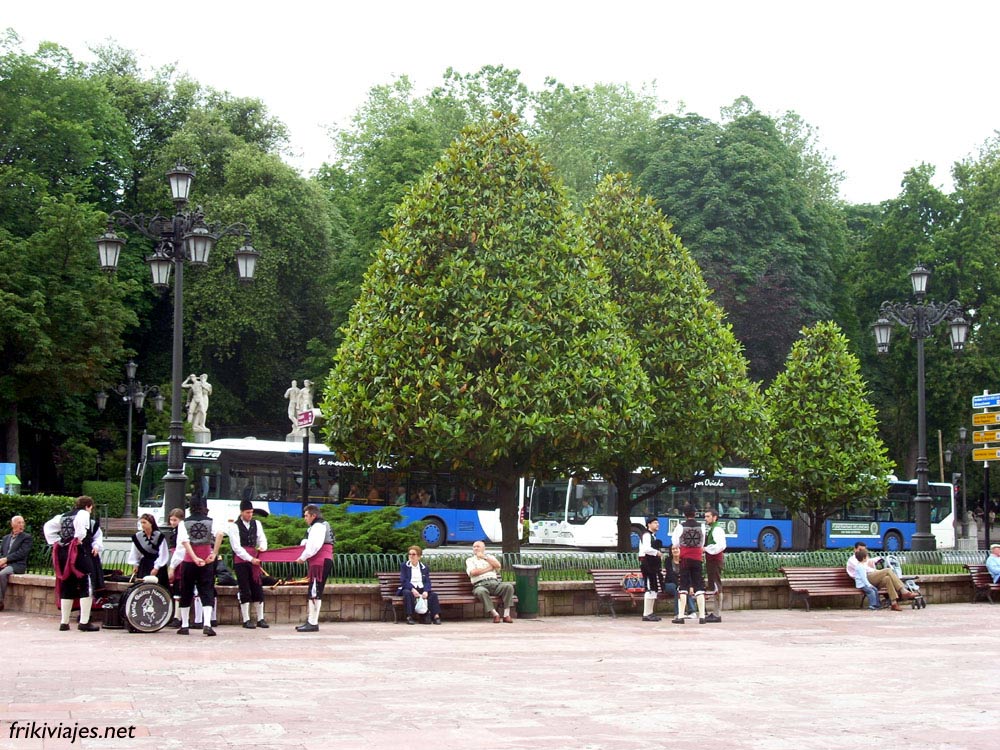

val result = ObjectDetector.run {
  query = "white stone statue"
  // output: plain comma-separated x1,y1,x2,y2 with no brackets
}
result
182,373,212,433
284,380,300,433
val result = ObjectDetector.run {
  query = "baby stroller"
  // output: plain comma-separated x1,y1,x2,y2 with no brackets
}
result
878,555,926,608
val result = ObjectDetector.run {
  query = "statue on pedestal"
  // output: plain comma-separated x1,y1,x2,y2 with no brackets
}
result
182,373,212,440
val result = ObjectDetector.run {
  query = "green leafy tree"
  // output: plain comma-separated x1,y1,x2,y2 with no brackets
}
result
753,321,893,549
622,99,847,383
583,174,765,550
322,115,650,552
0,196,136,480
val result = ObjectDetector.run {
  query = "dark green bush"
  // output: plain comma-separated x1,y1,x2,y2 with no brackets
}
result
82,481,126,518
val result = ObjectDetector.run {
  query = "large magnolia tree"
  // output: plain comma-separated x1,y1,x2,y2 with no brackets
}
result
322,115,650,552
753,321,893,549
583,174,765,550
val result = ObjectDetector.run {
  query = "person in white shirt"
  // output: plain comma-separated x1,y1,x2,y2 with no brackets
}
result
638,517,664,622
845,542,916,611
295,504,334,632
42,496,100,631
175,501,224,636
229,499,269,629
703,509,727,623
465,540,514,623
127,513,170,584
396,545,442,624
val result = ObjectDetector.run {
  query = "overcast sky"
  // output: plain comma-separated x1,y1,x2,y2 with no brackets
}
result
7,1,1000,204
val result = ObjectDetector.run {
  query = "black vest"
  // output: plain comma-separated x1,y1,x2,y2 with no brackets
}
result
679,519,705,549
235,518,258,549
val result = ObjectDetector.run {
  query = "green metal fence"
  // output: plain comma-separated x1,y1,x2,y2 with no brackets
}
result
26,547,992,582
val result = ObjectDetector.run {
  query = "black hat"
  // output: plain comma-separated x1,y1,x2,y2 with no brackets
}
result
239,499,254,512
645,516,658,526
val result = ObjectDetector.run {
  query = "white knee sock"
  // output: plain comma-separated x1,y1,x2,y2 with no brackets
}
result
696,593,706,619
677,593,688,618
79,596,93,625
255,602,265,621
180,606,190,628
240,603,250,622
202,605,214,627
60,599,73,625
643,592,656,617
309,599,321,626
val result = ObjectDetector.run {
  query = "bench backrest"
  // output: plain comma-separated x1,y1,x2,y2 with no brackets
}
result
376,571,476,598
589,568,639,594
779,566,855,588
966,564,994,586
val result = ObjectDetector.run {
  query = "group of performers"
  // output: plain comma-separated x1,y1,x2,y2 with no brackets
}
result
45,497,335,634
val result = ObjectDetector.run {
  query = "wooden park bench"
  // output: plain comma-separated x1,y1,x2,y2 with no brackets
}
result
589,568,717,618
966,564,1000,603
780,566,924,611
376,571,517,623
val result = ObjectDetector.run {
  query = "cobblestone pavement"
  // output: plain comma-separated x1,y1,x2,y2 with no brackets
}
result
0,603,997,749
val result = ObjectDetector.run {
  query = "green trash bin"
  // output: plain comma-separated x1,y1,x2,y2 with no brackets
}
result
512,563,542,619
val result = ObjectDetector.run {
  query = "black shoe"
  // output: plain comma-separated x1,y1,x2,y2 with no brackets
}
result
256,619,270,629
641,615,661,622
59,623,70,632
78,622,100,632
193,621,203,629
432,616,442,625
704,613,722,623
295,623,319,632
168,618,181,629
242,620,256,629
203,626,216,636
177,627,189,635
406,616,417,625
698,617,707,624
671,617,685,624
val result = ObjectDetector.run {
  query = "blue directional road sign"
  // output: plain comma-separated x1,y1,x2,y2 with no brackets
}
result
972,393,1000,409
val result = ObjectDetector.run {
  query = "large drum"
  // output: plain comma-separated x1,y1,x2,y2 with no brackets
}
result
118,582,173,633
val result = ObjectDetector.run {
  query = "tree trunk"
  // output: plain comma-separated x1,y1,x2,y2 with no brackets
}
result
614,467,635,553
496,469,521,554
808,510,824,550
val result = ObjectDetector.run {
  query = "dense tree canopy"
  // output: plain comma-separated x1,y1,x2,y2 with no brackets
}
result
621,99,848,383
583,174,765,550
753,321,893,549
322,116,650,551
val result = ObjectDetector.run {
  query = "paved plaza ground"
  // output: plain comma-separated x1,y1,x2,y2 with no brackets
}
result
0,603,997,750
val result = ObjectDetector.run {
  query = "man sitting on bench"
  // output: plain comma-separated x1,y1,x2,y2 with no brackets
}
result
465,540,514,623
845,542,916,611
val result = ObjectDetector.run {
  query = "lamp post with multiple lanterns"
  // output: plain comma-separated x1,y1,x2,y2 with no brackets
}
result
96,164,259,517
872,264,969,552
96,360,163,517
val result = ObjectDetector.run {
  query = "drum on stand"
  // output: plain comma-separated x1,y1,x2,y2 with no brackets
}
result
119,581,173,633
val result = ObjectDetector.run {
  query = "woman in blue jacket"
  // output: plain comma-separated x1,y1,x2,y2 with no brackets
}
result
397,545,442,624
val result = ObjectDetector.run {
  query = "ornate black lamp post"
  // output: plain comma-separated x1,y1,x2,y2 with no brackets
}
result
873,264,969,551
97,359,164,517
96,164,259,517
944,426,971,543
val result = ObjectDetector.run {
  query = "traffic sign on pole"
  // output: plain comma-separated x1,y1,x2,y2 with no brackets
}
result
972,448,1000,462
973,430,1000,444
972,412,1000,427
972,393,1000,409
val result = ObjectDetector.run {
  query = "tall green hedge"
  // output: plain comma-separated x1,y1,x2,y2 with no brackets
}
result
81,481,126,518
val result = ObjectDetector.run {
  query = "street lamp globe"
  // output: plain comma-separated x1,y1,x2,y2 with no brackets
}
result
909,264,930,298
166,164,194,205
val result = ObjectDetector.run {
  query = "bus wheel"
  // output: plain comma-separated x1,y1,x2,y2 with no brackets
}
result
629,525,644,551
421,518,446,548
757,526,781,552
882,531,903,551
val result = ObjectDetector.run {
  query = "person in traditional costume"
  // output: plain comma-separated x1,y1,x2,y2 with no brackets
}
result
229,499,269,629
42,496,100,631
127,514,170,585
294,504,334,632
175,500,223,636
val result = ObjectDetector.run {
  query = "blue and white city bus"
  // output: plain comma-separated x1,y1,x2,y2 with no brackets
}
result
524,468,955,551
135,437,504,547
